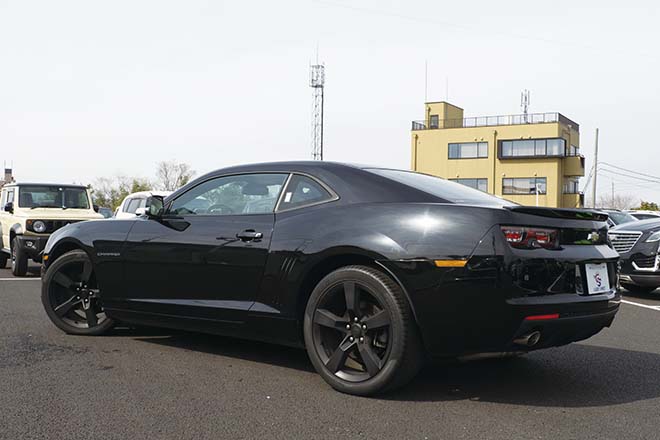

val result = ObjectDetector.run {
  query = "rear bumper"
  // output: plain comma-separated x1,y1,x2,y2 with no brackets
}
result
507,292,619,351
620,273,660,287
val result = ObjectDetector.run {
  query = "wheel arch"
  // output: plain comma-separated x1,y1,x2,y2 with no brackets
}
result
9,223,23,247
295,251,421,336
47,238,88,267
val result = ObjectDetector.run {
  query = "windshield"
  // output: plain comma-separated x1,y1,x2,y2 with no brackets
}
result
607,211,637,225
367,168,512,206
18,186,90,209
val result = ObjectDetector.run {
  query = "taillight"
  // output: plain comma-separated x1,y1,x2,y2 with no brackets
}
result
500,226,559,250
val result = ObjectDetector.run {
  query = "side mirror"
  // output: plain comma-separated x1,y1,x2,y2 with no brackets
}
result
4,202,13,213
145,196,164,218
135,207,146,216
93,204,100,213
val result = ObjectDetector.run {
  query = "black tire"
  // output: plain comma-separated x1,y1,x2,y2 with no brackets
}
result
622,283,658,294
11,237,28,277
303,265,423,396
41,249,115,335
0,252,8,269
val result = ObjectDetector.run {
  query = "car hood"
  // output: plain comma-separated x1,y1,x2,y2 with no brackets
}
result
611,218,660,232
15,208,104,220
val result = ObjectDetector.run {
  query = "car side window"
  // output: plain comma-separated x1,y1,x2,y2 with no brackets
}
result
0,189,6,209
278,174,334,211
125,198,142,214
6,189,14,205
169,173,288,216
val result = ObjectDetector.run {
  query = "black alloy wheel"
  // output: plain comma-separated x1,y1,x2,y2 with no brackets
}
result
41,250,115,335
304,265,423,396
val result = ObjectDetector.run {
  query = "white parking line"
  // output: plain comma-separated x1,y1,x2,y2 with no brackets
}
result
621,299,660,311
0,278,41,281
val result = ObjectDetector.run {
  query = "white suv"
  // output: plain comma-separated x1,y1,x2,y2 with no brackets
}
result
0,183,103,276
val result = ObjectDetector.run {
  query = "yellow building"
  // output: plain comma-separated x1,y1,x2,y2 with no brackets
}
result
411,102,584,208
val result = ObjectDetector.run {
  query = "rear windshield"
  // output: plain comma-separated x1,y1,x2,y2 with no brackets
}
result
366,168,510,206
607,211,637,225
18,186,90,209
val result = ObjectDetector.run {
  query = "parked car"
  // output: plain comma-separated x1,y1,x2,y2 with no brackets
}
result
600,209,638,227
0,183,103,276
114,191,172,219
609,218,660,294
40,162,620,396
97,207,113,219
626,210,660,221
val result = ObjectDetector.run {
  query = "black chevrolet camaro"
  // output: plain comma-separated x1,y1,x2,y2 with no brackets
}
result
41,162,620,395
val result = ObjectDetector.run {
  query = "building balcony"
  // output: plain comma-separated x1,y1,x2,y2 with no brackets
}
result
563,155,585,177
411,112,579,132
562,192,584,208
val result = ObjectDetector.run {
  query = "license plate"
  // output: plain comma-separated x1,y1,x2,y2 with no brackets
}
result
585,263,610,294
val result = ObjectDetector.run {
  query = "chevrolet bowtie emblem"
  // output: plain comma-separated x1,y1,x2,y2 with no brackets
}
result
587,232,600,242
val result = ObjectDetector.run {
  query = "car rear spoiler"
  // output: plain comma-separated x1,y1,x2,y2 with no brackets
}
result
504,206,609,222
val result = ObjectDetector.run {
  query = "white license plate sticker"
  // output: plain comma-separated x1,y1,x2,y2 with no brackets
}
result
585,263,610,294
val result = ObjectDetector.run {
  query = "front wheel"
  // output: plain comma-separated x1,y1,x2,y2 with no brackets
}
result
11,238,28,276
304,265,423,396
622,283,658,295
41,250,115,335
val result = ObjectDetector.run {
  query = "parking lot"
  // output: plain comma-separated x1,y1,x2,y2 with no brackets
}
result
1,264,659,440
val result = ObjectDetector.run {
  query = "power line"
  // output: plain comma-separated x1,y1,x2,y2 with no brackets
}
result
599,161,660,182
598,167,660,184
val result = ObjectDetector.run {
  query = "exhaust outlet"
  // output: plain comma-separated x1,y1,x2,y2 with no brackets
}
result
514,331,541,347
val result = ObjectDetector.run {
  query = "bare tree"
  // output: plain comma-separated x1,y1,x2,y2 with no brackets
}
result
596,193,636,210
155,161,196,191
90,175,152,210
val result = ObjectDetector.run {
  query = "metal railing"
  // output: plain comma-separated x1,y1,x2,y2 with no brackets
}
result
411,112,579,131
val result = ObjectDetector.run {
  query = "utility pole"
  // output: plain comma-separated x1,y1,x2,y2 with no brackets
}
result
591,128,599,208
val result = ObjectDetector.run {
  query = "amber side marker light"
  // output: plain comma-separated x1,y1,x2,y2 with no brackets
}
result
524,313,559,321
434,260,468,268
42,254,49,261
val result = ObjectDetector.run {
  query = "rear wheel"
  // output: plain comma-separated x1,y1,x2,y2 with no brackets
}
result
304,265,423,396
11,237,27,277
622,283,658,294
41,250,115,335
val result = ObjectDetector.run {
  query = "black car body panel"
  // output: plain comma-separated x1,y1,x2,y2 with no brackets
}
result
610,219,660,288
43,162,620,357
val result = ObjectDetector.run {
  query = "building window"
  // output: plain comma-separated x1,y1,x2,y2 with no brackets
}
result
449,178,488,192
567,144,580,156
448,142,488,159
500,138,566,158
429,115,439,129
563,177,580,194
503,177,547,195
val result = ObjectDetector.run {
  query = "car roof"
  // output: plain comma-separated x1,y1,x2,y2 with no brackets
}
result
123,190,172,199
2,182,88,189
167,161,442,205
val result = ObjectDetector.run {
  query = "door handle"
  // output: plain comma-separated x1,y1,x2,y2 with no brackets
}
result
236,229,263,241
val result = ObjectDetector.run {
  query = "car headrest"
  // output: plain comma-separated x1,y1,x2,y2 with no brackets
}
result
242,182,269,196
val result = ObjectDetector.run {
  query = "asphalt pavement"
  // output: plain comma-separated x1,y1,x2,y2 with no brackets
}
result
1,264,660,440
